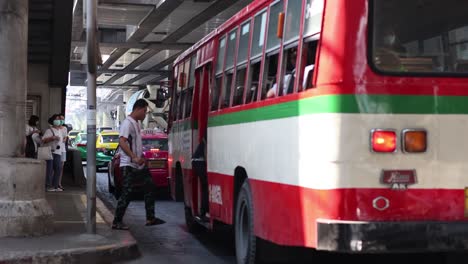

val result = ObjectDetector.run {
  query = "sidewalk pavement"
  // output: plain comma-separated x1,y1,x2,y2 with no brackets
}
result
0,186,141,264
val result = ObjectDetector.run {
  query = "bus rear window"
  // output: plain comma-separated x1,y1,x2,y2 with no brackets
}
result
142,138,168,151
371,0,468,75
102,135,119,143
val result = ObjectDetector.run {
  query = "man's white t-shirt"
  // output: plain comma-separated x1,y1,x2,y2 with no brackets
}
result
43,127,63,155
119,116,143,169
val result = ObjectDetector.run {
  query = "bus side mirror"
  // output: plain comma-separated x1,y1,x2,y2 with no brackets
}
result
155,88,168,108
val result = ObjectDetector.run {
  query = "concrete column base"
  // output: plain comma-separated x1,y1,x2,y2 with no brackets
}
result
0,158,54,237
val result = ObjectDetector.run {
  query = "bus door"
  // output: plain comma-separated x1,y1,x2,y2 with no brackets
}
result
190,63,211,219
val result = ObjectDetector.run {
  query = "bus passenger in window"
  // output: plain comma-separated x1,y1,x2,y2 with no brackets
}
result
374,25,407,72
301,41,318,90
267,48,297,98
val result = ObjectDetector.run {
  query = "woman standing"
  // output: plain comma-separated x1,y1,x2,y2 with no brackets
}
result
57,113,68,191
25,115,42,158
42,114,63,192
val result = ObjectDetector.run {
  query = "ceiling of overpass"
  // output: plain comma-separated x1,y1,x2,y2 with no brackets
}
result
69,0,253,90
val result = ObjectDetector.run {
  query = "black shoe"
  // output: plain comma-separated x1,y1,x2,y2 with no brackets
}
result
145,218,165,226
112,222,129,230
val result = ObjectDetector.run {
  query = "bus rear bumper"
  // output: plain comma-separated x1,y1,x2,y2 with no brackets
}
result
317,219,468,253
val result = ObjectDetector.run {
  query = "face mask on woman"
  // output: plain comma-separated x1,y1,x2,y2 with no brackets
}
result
60,120,65,126
53,120,61,126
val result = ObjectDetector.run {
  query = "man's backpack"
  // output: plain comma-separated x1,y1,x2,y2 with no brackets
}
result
25,134,36,158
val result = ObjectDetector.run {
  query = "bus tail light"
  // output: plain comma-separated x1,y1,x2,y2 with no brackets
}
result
402,130,427,153
371,130,396,153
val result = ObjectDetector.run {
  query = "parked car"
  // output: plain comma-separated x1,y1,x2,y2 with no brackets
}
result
95,130,119,169
96,127,113,134
72,131,118,169
108,130,169,199
73,132,87,161
68,130,81,146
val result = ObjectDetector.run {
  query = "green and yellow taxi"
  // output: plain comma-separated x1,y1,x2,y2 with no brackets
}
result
95,130,119,169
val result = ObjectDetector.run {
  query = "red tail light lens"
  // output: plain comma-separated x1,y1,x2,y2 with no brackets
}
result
371,130,397,153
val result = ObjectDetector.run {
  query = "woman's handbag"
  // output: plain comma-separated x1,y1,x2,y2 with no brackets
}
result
37,146,53,160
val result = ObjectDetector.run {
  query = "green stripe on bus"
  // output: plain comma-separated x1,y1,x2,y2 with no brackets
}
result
207,94,468,127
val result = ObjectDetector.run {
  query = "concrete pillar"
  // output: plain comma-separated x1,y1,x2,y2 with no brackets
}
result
0,0,54,237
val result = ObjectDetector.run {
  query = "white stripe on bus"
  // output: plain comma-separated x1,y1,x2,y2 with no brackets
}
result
196,113,468,189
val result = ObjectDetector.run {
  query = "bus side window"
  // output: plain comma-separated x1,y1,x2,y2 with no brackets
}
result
233,66,246,106
185,55,196,118
233,21,250,107
211,76,222,111
173,92,180,121
178,90,186,120
302,41,318,91
278,46,298,96
262,53,279,99
212,36,226,111
185,88,193,118
246,11,266,104
221,71,233,109
246,61,260,104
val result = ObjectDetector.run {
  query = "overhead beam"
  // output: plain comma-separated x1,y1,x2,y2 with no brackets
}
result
101,48,128,69
99,0,183,72
101,73,124,86
121,49,159,71
126,0,184,43
101,68,171,86
99,0,160,6
163,0,240,43
101,69,170,75
97,85,140,89
121,74,149,86
118,50,181,86
97,51,177,87
71,68,171,75
148,51,183,71
71,40,193,50
69,63,170,75
148,75,169,84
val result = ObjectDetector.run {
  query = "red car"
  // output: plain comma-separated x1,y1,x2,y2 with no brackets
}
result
107,131,169,199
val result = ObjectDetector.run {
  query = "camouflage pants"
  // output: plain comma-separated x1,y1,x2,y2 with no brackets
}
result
113,166,156,223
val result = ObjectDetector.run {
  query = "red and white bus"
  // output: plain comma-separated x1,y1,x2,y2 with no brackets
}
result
168,0,468,262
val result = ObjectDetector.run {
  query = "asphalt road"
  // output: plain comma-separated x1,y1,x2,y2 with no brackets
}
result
94,167,468,264
95,169,236,264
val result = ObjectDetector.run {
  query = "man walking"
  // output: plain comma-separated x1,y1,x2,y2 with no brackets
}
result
112,99,157,230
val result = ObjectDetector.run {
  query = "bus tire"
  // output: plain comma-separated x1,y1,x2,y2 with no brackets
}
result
235,181,257,264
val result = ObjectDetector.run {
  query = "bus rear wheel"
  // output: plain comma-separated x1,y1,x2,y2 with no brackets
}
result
235,181,257,264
